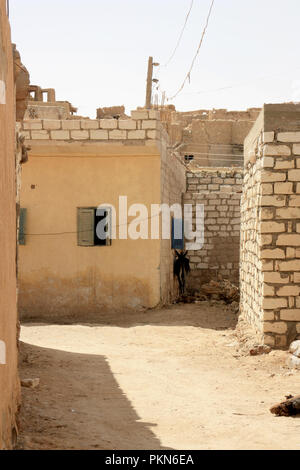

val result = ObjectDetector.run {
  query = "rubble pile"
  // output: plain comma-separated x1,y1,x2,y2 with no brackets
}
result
199,279,240,304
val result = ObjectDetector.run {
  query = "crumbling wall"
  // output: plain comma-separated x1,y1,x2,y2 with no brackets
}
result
13,45,30,122
160,107,260,168
0,0,21,449
184,169,243,292
240,104,300,349
96,106,128,120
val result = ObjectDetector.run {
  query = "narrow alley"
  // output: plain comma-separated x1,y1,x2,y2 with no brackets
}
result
18,303,300,450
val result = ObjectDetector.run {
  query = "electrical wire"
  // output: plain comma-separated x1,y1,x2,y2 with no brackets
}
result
168,0,215,101
178,69,300,96
24,213,162,237
164,0,194,67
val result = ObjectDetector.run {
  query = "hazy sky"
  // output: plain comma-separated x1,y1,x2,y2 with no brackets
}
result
9,0,300,118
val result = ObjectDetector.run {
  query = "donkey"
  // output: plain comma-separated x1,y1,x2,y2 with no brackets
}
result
174,250,191,296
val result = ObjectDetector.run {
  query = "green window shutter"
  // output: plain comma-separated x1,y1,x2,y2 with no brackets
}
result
77,208,95,246
19,208,27,245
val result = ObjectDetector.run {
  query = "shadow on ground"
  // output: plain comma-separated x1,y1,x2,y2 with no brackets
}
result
21,302,239,332
18,342,169,450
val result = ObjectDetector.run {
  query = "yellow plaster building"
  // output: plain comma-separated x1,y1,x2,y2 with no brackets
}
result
18,110,186,319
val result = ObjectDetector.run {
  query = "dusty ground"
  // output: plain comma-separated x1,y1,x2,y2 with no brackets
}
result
18,303,300,450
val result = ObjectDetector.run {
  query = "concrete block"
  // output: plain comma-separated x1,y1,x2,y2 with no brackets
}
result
90,130,109,140
100,119,118,129
263,144,291,156
280,310,300,321
109,129,127,139
148,110,160,119
278,132,300,142
261,222,285,233
128,130,146,139
288,169,300,181
81,120,99,130
263,132,275,143
70,130,89,140
23,120,42,130
261,171,286,183
142,120,157,130
277,234,300,246
274,160,295,170
289,195,300,206
31,130,50,140
261,249,285,259
131,110,149,120
263,298,287,310
274,183,293,194
62,120,81,130
51,130,70,140
276,207,300,219
262,157,274,168
263,322,287,334
264,272,289,284
43,120,61,130
118,120,137,130
277,286,300,296
278,260,300,271
293,144,300,155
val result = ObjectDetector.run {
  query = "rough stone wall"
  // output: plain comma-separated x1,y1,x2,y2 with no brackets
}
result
184,169,243,291
160,107,260,168
240,146,265,339
240,104,300,349
0,0,20,449
13,45,30,122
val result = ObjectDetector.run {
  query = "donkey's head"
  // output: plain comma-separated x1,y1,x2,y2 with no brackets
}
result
175,250,188,260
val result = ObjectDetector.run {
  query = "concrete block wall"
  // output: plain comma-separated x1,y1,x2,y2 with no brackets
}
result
184,169,243,290
20,109,162,143
240,104,300,349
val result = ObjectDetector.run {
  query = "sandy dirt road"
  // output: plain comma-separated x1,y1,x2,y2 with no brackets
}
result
18,303,300,450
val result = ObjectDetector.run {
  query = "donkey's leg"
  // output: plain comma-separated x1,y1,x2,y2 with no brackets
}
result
177,273,183,295
182,269,186,295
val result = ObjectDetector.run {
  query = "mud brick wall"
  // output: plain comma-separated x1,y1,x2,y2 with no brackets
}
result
240,104,300,349
0,0,21,449
184,169,243,291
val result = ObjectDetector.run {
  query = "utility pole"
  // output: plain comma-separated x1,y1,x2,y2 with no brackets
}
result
145,56,159,109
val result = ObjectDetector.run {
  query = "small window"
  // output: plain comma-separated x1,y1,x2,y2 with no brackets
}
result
18,208,27,245
171,218,184,250
77,207,112,247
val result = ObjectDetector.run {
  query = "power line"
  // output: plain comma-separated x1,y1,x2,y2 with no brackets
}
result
164,0,194,67
24,213,161,237
168,0,215,101
179,69,300,96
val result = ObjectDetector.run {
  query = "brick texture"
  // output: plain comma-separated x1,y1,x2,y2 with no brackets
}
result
240,119,300,349
185,169,243,288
